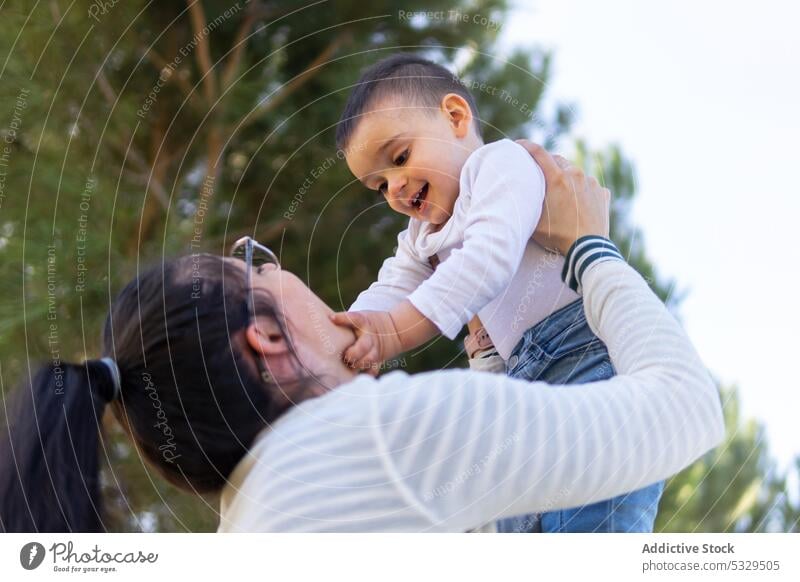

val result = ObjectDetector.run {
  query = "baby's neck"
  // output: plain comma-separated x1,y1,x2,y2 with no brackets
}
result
427,136,484,233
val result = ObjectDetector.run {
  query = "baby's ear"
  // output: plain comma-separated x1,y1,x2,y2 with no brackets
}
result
440,93,473,138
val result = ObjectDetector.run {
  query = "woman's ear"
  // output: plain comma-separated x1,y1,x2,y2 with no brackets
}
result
245,317,289,356
440,93,473,138
244,317,302,392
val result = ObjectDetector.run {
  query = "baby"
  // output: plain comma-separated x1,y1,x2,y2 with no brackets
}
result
331,54,663,532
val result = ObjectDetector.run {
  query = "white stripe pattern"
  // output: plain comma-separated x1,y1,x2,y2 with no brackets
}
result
563,236,625,294
217,258,724,532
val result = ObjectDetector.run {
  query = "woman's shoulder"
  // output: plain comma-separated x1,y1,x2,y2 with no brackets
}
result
242,368,491,464
218,372,439,531
274,369,482,428
218,369,509,531
350,368,502,426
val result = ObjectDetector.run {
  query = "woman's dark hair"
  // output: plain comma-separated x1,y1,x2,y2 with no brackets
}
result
0,254,297,532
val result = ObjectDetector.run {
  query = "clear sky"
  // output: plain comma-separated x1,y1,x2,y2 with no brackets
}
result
500,0,799,468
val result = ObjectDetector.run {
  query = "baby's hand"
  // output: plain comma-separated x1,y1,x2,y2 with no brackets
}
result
329,310,403,374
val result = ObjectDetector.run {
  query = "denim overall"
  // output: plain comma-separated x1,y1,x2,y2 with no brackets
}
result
495,298,664,532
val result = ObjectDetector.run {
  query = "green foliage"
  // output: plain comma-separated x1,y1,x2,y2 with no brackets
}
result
657,386,798,532
0,0,541,533
0,0,794,532
575,139,682,308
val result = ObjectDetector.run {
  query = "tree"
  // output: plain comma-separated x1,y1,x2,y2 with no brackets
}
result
530,93,788,534
0,1,792,532
582,141,798,533
1,0,555,532
656,386,798,532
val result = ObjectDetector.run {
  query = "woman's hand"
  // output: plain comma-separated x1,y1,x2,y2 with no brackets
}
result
516,140,611,255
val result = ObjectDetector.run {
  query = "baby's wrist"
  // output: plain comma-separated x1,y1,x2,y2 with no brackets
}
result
389,300,438,353
381,311,404,359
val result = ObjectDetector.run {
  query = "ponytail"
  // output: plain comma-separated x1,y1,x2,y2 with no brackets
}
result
2,254,291,531
0,360,116,532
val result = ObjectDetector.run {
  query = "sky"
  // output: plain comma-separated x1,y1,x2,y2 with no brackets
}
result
500,0,799,468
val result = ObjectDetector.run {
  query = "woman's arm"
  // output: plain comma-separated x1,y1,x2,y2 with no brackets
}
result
371,245,724,531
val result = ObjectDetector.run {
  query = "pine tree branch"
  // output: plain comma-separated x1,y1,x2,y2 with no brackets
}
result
49,0,61,22
238,30,350,132
126,112,173,256
220,2,261,91
220,1,310,92
142,46,204,112
187,0,218,107
96,70,169,209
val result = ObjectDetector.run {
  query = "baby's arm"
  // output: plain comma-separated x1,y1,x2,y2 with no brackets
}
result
349,227,433,312
332,226,439,372
330,302,439,372
335,142,545,370
334,142,545,370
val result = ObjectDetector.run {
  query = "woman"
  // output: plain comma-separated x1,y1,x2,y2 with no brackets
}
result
0,144,724,532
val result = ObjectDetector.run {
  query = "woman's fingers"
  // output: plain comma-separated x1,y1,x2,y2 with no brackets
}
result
516,139,563,181
551,153,571,170
518,139,612,254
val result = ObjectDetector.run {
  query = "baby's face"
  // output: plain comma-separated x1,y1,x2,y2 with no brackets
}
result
344,95,481,227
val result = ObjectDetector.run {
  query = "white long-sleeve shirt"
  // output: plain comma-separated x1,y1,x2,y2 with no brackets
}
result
217,258,725,532
350,139,578,359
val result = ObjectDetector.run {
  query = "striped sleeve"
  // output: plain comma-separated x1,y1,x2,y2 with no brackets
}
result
561,235,625,294
374,258,725,531
218,243,724,532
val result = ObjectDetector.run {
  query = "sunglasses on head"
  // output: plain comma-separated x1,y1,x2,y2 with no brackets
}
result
229,236,281,384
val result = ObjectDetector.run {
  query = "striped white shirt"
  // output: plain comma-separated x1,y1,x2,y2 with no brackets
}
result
217,258,724,532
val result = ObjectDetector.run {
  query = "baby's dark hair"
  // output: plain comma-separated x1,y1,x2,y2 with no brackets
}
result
336,53,482,151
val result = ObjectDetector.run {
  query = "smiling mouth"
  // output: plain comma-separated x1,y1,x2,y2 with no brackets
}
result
411,183,428,211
